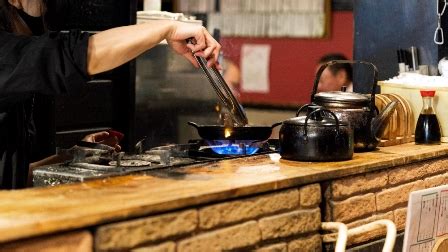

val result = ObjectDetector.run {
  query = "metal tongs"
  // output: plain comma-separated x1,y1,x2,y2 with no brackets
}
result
187,39,248,126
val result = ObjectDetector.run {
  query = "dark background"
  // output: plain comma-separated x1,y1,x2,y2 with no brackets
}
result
353,0,448,93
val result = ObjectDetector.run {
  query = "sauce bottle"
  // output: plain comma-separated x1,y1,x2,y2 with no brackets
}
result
415,90,441,144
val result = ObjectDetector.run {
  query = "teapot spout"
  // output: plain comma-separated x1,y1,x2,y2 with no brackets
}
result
371,101,398,141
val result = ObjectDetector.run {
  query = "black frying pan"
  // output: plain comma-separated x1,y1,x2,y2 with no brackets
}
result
188,122,282,141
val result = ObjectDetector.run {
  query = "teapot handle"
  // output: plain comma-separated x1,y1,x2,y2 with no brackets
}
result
296,103,321,117
310,60,379,113
303,108,340,139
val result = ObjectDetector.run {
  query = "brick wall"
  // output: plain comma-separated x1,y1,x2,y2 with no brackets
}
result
94,184,322,252
324,157,448,245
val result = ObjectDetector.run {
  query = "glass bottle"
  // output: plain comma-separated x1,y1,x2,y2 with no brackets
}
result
415,90,441,144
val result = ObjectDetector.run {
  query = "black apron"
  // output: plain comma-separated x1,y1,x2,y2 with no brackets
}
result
0,96,35,189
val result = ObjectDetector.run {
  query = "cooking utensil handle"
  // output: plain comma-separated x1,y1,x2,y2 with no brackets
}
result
187,121,200,129
186,38,228,108
186,38,248,126
198,57,247,125
194,55,232,108
210,65,248,125
303,109,340,138
311,60,379,112
196,55,248,126
76,141,115,151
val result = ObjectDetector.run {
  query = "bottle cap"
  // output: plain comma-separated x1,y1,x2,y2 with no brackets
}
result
420,90,436,97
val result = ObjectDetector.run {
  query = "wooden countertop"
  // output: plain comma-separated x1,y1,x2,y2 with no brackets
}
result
1,143,448,243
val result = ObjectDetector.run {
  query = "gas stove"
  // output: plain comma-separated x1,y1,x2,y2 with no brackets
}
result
33,139,279,187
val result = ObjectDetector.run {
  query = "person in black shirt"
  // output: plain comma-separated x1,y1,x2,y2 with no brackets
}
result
0,0,221,189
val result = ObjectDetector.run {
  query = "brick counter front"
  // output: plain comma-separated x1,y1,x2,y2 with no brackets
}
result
94,185,321,252
324,157,448,245
1,143,448,251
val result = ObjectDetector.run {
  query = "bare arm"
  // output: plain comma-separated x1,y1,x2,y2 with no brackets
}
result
87,19,221,75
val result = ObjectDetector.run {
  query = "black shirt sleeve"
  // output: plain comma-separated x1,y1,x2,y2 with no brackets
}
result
0,30,90,99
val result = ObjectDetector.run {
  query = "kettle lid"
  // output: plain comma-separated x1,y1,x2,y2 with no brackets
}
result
314,91,370,106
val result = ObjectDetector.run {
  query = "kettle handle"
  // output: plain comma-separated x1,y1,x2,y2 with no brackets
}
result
303,108,340,138
296,103,322,117
310,60,379,112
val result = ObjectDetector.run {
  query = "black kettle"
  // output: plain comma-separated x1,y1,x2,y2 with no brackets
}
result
279,105,354,161
311,60,397,151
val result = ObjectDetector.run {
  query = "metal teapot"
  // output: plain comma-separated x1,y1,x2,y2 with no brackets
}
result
280,105,354,161
311,60,397,151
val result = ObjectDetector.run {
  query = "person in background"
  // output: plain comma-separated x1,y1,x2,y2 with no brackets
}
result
316,53,353,92
0,0,221,189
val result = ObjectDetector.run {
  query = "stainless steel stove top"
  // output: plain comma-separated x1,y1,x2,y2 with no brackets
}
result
33,140,279,187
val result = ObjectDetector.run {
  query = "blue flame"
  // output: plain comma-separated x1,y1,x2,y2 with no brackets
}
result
206,140,260,155
211,145,259,155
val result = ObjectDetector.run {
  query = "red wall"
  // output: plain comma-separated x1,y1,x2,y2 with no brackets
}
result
220,11,353,106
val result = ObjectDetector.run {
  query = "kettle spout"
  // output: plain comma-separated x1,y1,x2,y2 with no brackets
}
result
371,101,398,141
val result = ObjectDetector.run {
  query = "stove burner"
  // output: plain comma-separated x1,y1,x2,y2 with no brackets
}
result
207,145,259,155
204,140,263,155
